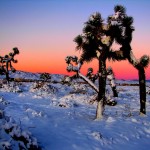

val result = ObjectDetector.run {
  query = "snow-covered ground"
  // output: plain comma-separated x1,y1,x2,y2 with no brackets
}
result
0,71,150,150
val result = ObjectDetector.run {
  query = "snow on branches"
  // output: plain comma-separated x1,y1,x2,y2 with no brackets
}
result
65,55,118,99
65,56,82,72
65,55,99,93
2,116,41,150
0,96,42,150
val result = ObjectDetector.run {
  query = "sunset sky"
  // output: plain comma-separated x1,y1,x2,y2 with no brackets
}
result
0,0,150,79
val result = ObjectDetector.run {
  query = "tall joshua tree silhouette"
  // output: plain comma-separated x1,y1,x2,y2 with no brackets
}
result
107,5,149,116
66,5,149,119
0,47,19,81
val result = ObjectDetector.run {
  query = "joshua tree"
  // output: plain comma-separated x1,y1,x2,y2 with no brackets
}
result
106,5,149,115
40,73,51,82
86,67,118,97
86,68,98,83
86,67,118,106
66,5,149,119
106,66,118,97
0,47,19,81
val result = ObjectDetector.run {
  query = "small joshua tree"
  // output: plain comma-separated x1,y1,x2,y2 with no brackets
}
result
40,73,51,82
106,66,118,97
86,67,118,106
86,68,98,83
86,67,118,98
0,47,19,81
32,73,52,89
65,5,149,119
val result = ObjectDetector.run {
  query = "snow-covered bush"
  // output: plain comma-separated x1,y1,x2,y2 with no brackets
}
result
40,73,51,82
25,108,45,117
57,101,72,108
30,82,58,97
0,141,12,150
70,83,87,94
0,97,10,106
0,95,41,150
2,116,41,150
0,82,22,93
61,76,72,84
31,81,45,89
0,97,9,119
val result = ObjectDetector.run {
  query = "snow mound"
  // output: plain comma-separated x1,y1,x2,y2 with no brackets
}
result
0,71,150,150
2,117,40,149
0,82,22,93
30,82,58,99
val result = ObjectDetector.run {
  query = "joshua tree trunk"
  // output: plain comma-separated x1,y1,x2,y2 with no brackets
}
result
96,100,104,120
138,67,146,115
96,52,107,119
128,51,146,115
6,62,10,82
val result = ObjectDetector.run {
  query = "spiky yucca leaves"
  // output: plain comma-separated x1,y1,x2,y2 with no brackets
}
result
65,56,78,64
71,56,78,63
74,12,104,62
13,47,19,55
80,40,99,62
106,6,135,62
106,5,134,53
83,24,94,35
87,12,103,27
122,16,134,27
74,35,83,50
107,50,127,61
114,5,126,13
139,55,150,68
108,16,134,46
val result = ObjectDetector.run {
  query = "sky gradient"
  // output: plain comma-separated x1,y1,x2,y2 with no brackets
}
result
0,0,150,79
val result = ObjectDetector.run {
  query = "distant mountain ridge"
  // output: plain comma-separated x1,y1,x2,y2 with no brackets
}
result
0,70,65,82
0,70,149,84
